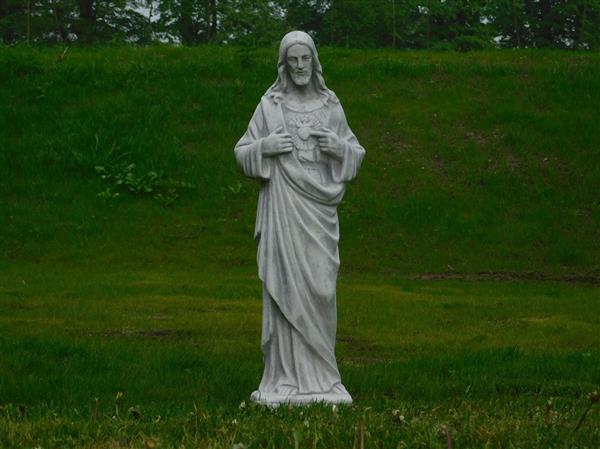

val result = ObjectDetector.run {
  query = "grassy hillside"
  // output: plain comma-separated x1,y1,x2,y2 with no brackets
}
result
1,46,600,448
1,46,600,277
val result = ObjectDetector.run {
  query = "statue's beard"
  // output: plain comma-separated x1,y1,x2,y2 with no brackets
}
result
290,71,311,86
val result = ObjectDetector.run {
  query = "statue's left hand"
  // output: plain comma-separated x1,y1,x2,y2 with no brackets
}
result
310,127,344,160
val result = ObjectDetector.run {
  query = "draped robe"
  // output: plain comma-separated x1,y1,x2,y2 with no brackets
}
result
235,93,365,405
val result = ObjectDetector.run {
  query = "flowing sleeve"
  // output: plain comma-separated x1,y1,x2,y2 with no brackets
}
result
328,101,365,183
234,102,272,180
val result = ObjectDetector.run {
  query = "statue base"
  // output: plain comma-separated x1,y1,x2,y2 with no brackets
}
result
250,387,352,407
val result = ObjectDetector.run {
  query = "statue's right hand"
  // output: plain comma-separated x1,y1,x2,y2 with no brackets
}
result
261,126,294,157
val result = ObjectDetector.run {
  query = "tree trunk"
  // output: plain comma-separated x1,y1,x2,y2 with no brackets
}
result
538,0,553,47
209,0,217,41
179,0,195,44
52,0,69,42
78,0,95,43
513,0,522,47
427,0,432,48
575,1,588,49
391,0,396,48
523,0,535,46
147,0,154,42
0,0,14,43
26,0,31,44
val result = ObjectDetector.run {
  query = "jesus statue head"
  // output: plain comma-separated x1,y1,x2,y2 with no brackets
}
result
265,30,337,104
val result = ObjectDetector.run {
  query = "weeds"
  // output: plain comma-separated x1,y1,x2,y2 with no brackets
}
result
574,390,600,432
95,162,179,206
95,163,157,194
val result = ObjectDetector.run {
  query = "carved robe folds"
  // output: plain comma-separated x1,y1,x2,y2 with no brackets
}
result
235,94,364,405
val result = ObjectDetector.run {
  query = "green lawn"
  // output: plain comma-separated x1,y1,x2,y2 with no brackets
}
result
1,46,599,447
1,265,599,448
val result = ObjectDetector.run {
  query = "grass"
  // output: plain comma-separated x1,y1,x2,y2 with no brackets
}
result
1,45,600,447
1,265,599,447
1,46,600,275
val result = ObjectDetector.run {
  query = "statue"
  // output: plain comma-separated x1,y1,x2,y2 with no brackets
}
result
234,31,365,406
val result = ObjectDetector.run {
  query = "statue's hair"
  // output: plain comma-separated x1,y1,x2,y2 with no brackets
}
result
265,30,338,104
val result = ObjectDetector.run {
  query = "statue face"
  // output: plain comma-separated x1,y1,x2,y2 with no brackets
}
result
286,44,313,87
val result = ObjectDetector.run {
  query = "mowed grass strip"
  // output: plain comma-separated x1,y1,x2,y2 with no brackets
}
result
0,265,599,447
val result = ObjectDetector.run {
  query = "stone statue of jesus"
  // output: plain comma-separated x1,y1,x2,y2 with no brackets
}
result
234,30,365,406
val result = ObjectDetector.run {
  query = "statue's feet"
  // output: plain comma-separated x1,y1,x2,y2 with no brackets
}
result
250,384,352,406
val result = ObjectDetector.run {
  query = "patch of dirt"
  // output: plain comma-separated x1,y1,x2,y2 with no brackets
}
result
412,271,599,284
340,357,388,366
164,223,205,240
506,150,520,170
464,131,489,146
520,317,551,323
337,334,372,352
337,334,388,365
185,305,236,313
1,302,36,310
145,315,171,320
490,317,514,328
430,153,449,181
97,328,192,339
464,128,503,147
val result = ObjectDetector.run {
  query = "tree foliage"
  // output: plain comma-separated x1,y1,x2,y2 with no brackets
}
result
1,0,599,49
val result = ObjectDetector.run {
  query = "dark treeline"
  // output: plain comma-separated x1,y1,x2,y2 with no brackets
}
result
1,0,599,49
